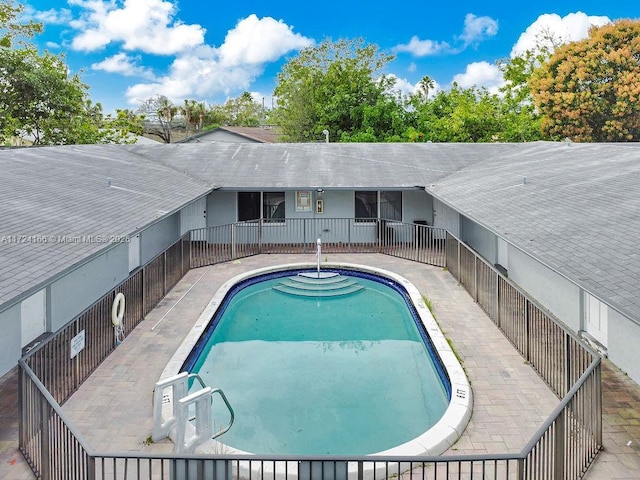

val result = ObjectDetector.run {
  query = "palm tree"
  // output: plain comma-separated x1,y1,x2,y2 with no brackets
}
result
418,75,435,99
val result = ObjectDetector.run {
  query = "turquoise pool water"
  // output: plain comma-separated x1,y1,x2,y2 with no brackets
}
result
183,270,450,455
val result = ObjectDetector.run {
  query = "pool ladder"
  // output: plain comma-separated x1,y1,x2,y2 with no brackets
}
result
152,372,235,454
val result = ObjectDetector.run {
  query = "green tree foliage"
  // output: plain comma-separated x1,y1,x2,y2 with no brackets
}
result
530,19,640,142
411,84,503,142
0,0,41,47
1,46,100,144
0,1,142,145
220,92,265,127
273,38,403,142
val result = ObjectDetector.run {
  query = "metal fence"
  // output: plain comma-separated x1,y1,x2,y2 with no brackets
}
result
446,232,602,479
18,221,601,480
190,219,446,268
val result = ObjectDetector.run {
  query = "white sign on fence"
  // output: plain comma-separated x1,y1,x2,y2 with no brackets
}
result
70,330,86,359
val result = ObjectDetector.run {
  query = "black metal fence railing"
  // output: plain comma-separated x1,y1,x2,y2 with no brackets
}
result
18,220,601,480
446,232,602,479
190,218,447,268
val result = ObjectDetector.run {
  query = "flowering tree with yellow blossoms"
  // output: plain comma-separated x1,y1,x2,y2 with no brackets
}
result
530,20,640,142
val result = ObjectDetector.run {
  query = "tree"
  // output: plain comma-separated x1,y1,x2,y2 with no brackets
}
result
529,20,640,142
221,92,264,126
1,46,102,144
136,95,177,143
1,1,140,145
273,38,398,142
417,75,435,100
0,0,41,47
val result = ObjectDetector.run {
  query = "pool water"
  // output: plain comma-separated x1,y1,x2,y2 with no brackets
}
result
185,270,450,455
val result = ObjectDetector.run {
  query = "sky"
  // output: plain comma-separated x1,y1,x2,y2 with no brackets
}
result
21,1,640,114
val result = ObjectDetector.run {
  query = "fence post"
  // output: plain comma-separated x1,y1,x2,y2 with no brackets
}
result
163,250,167,295
40,398,51,480
496,273,501,329
474,256,478,302
525,299,530,363
516,457,525,480
231,224,236,259
565,332,572,396
86,455,96,480
554,412,566,479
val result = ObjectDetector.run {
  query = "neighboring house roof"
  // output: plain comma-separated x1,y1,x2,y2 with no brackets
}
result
177,126,282,144
0,145,212,306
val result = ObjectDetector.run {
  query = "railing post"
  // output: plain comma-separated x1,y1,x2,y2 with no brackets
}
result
496,273,501,329
554,412,566,479
525,299,531,363
40,398,51,480
457,239,461,282
163,250,167,295
516,457,525,480
86,455,96,480
231,223,237,259
303,218,307,253
565,332,572,396
474,256,478,302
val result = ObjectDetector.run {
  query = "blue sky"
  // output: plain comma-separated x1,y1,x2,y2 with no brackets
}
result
21,1,640,114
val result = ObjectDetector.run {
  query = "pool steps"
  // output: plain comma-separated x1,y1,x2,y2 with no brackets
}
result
273,273,365,297
152,372,235,454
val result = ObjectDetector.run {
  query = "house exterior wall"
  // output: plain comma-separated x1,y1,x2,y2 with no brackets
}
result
608,308,640,383
405,191,432,225
0,303,21,376
207,191,236,226
139,213,180,265
461,217,497,265
180,197,207,235
49,243,129,331
507,246,581,331
433,199,460,237
20,289,46,348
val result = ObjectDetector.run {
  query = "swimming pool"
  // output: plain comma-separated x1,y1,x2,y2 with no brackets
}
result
160,263,472,457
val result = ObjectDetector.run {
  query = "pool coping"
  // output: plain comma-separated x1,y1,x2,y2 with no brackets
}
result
157,262,473,458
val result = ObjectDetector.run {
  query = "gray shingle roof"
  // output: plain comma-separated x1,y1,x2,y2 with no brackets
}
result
0,145,211,306
428,141,640,321
128,142,515,189
2,141,640,329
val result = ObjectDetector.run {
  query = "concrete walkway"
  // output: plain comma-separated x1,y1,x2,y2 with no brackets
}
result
1,254,640,479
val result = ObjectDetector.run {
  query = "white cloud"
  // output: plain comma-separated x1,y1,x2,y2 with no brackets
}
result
394,13,498,57
68,0,205,54
457,14,499,46
122,14,313,105
511,12,610,57
30,8,73,25
92,53,156,79
219,14,313,66
394,36,451,57
452,61,504,93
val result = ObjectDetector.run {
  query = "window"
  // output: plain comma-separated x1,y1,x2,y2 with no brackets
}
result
355,191,377,221
238,192,260,221
238,192,286,222
380,191,402,221
263,192,285,222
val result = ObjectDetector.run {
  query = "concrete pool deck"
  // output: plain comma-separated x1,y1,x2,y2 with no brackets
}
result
1,254,640,478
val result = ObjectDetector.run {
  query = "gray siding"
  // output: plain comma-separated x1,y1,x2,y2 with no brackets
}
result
208,191,236,226
508,247,581,331
404,191,432,225
608,308,640,383
140,213,180,265
0,303,21,375
461,218,497,265
49,243,129,331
